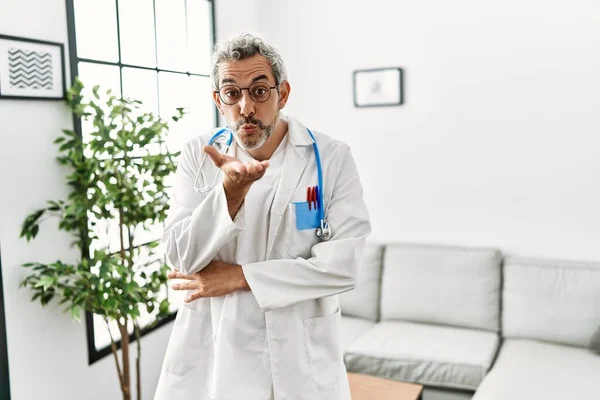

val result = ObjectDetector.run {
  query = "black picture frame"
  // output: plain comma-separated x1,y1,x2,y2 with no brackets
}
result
0,245,10,400
0,34,66,101
353,67,404,108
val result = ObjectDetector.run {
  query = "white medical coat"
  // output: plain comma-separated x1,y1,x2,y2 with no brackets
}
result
154,114,371,400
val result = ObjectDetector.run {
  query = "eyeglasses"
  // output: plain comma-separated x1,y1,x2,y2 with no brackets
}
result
215,82,278,105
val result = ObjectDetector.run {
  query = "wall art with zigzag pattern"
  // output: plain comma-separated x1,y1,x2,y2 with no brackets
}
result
0,34,66,100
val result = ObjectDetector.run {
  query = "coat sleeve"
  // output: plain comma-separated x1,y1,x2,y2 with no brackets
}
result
161,139,246,275
241,144,371,312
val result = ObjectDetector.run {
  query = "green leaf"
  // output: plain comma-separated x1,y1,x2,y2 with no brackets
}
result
159,299,169,315
105,297,118,310
35,275,55,291
20,208,45,239
71,305,82,322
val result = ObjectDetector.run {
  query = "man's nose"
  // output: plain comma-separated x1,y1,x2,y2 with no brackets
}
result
239,91,255,117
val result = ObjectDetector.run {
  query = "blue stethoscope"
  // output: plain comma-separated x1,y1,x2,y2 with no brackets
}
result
193,127,331,242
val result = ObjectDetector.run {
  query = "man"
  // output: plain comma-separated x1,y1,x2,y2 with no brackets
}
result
154,32,371,400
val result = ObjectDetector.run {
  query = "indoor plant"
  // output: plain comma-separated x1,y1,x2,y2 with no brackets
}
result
19,77,184,400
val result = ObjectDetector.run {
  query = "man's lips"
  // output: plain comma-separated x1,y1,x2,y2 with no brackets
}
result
241,124,257,134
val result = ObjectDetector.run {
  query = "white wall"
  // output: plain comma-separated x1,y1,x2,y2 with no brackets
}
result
0,0,171,399
253,0,600,261
215,0,259,39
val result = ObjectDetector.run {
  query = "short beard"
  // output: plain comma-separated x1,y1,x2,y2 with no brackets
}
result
233,112,279,150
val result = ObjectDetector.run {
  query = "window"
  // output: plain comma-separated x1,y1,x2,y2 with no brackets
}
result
65,0,217,364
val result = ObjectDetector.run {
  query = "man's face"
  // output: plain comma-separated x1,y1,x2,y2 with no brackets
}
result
213,55,289,150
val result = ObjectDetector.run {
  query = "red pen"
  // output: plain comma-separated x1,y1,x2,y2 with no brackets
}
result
307,186,312,210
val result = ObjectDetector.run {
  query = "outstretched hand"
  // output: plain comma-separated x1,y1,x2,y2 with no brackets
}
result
204,145,270,190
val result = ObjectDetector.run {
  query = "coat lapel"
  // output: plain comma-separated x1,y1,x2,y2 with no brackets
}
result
266,116,313,258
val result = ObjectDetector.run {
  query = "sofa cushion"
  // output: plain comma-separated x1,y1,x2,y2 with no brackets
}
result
503,256,600,347
340,316,375,351
344,320,500,391
339,243,384,321
380,243,502,331
472,339,600,400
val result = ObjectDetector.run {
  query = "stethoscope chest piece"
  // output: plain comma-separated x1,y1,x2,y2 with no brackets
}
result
315,221,331,242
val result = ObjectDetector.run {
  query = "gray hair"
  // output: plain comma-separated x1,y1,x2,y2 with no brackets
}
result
211,32,288,90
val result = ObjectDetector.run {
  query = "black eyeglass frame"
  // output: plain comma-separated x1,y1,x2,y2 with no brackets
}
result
214,82,280,105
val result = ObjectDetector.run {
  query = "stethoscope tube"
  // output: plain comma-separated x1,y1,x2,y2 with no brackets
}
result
209,127,234,147
192,127,233,193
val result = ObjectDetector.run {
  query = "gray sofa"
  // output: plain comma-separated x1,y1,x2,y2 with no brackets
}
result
339,242,600,400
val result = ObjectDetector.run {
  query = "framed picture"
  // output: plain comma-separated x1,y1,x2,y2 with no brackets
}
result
0,34,66,100
353,67,403,108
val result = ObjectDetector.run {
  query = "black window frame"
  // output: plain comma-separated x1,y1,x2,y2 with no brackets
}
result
0,245,11,399
64,0,218,365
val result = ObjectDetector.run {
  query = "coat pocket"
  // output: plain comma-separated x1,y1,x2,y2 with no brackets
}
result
284,202,320,258
303,307,343,387
163,304,213,376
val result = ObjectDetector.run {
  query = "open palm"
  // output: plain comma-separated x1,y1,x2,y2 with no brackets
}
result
204,145,270,188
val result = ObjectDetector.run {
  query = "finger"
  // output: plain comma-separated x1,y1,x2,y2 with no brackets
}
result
260,160,270,169
172,281,199,291
252,160,263,173
256,169,268,180
204,145,224,167
167,270,194,280
246,162,256,175
184,291,203,303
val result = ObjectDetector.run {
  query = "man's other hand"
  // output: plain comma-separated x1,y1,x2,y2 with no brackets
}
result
168,260,250,303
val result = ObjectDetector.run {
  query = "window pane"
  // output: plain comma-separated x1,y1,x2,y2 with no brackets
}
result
159,73,215,153
89,215,125,256
186,75,216,139
92,313,113,350
122,67,161,155
73,0,119,62
158,72,190,152
155,0,187,72
77,62,121,100
187,0,213,74
118,0,156,67
122,67,158,115
76,62,121,146
132,221,163,247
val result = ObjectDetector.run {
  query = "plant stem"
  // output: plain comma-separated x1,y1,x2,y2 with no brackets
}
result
126,224,134,269
118,208,126,263
105,317,126,395
134,322,141,400
118,318,131,400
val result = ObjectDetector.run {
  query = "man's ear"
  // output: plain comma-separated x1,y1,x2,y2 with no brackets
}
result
212,91,224,114
278,80,291,109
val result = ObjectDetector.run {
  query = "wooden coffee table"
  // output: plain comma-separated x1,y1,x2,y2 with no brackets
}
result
348,372,423,400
